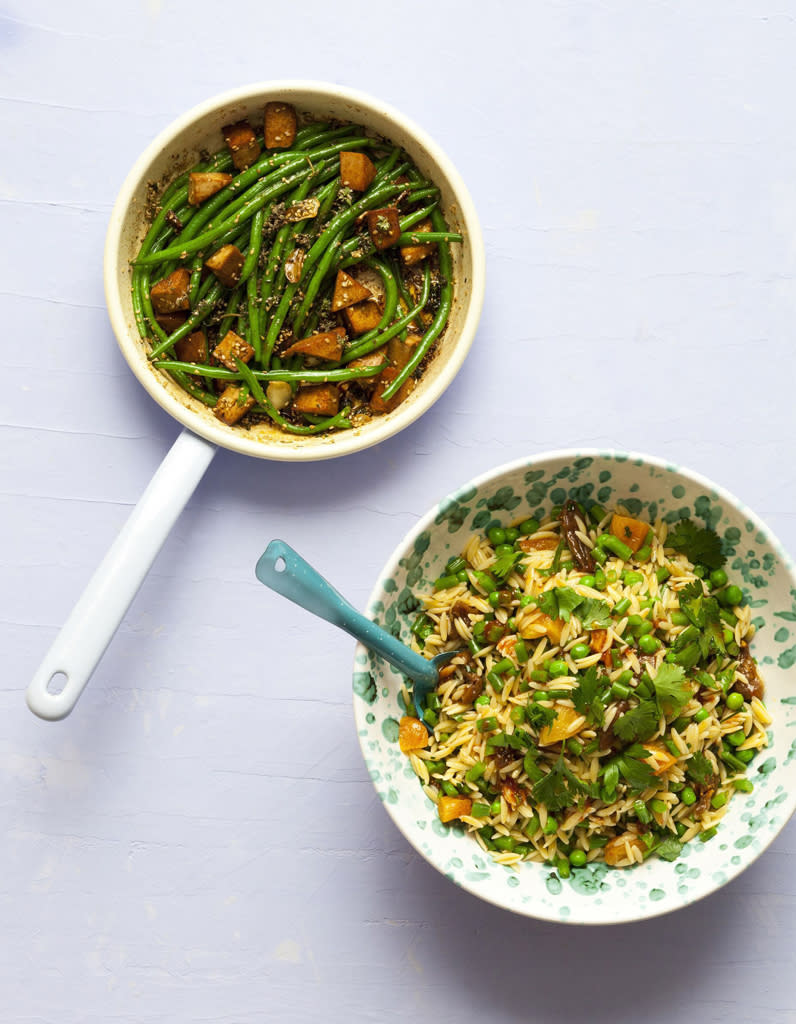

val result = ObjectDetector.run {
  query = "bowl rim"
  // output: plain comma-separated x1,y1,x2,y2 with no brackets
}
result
354,446,796,924
103,79,486,462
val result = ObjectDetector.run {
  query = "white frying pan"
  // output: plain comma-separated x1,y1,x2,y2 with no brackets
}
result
25,81,485,721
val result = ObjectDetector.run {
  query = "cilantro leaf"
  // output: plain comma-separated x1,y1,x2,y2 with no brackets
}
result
536,590,560,621
666,519,726,570
532,755,585,812
577,597,613,629
526,703,557,730
492,548,524,581
676,582,726,662
613,700,659,743
617,753,659,791
655,835,682,862
536,586,588,624
571,666,607,727
686,751,716,786
652,664,692,716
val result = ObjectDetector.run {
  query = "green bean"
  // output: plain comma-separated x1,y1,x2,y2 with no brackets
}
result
343,262,432,362
397,230,462,245
378,208,453,402
234,358,352,434
153,360,387,384
148,281,225,358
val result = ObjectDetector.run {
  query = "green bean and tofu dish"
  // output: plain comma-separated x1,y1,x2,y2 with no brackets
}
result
399,501,768,872
132,102,462,436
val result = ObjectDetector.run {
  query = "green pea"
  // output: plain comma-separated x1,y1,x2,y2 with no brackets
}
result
488,591,501,608
424,709,438,727
548,660,569,678
509,707,525,725
594,568,607,591
721,584,744,607
623,570,644,586
524,815,540,836
579,575,596,589
557,858,571,879
693,564,707,579
711,791,728,809
456,569,469,582
681,786,697,806
670,611,690,626
474,694,490,707
489,798,502,815
519,517,540,536
606,570,618,584
570,642,591,660
477,716,498,733
733,778,754,793
505,527,519,543
635,621,655,638
519,594,535,607
569,849,587,867
649,798,667,815
725,691,744,711
694,707,711,723
638,634,661,654
487,527,506,545
710,568,728,589
722,627,734,645
727,730,746,747
543,818,558,835
736,748,755,763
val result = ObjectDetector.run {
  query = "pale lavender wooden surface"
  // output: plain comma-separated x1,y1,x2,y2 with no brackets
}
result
3,2,796,1021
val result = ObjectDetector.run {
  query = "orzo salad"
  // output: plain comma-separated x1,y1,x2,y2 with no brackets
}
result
399,500,768,874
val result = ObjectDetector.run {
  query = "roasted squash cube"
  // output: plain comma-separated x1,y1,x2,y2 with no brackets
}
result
188,172,233,206
149,268,191,314
610,513,649,553
292,383,340,417
347,346,388,389
205,244,245,287
366,207,401,250
212,330,255,371
214,386,255,425
342,300,382,336
400,218,435,265
174,330,208,363
398,715,428,753
264,102,297,149
438,796,473,823
331,269,373,312
339,151,376,191
283,330,345,362
538,705,586,746
221,120,261,171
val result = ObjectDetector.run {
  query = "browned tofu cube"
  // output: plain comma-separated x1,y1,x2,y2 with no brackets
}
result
339,151,376,191
174,330,208,363
283,330,345,362
205,244,245,287
343,300,382,336
150,268,191,314
386,332,422,371
212,330,255,371
366,207,401,250
188,172,233,206
292,383,341,417
222,120,261,171
331,270,373,312
214,385,256,425
264,102,297,149
346,346,388,390
399,218,435,265
155,311,188,334
370,366,416,414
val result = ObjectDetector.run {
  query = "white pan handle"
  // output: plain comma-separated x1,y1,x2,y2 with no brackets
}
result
26,428,217,720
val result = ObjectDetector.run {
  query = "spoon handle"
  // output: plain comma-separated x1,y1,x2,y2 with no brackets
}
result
255,540,437,685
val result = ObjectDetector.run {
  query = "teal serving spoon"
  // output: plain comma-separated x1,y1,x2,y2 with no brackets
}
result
255,539,461,722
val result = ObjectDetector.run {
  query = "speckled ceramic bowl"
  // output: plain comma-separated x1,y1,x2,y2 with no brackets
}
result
352,450,796,924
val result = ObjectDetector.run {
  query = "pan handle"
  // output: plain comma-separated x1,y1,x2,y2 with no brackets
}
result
26,428,217,720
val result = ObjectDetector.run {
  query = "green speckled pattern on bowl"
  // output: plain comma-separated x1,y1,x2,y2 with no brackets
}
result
351,450,796,925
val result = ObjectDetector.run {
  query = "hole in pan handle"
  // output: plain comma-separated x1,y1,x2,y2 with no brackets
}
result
26,429,217,721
